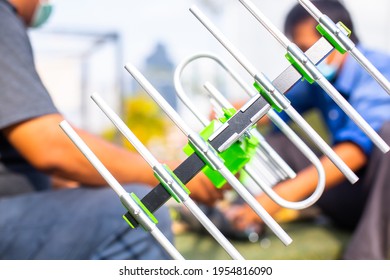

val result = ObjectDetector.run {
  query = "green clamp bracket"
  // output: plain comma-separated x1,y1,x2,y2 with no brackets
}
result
285,52,315,84
316,21,352,54
183,108,259,188
253,81,283,112
154,164,191,203
218,107,237,123
122,192,158,231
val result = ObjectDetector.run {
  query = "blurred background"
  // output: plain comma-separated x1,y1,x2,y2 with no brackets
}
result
29,0,388,153
28,0,390,259
30,0,390,154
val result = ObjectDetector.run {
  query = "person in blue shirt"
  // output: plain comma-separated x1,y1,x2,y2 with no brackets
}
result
226,0,390,259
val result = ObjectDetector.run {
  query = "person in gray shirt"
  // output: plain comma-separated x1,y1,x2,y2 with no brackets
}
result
0,0,222,259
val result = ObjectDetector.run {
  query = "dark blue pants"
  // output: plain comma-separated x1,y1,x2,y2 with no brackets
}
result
0,185,173,259
266,122,390,259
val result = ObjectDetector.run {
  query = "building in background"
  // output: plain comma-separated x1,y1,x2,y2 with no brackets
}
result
140,42,177,110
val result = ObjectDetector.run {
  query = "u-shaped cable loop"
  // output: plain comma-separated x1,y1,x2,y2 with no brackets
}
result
174,53,295,182
174,52,326,209
203,81,326,210
174,53,231,127
190,5,359,184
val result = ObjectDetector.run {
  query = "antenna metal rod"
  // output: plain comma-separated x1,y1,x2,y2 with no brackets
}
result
240,0,389,154
125,63,292,246
124,64,192,136
59,120,184,260
91,93,244,260
204,82,326,209
298,0,390,96
190,5,359,183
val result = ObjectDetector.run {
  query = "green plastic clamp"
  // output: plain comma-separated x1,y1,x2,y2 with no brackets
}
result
285,52,315,84
316,21,352,54
183,119,224,180
253,81,283,112
218,107,237,123
122,213,136,229
183,108,259,188
122,192,158,230
154,164,191,203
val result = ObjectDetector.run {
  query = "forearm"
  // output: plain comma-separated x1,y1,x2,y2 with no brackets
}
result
54,126,157,186
4,114,158,187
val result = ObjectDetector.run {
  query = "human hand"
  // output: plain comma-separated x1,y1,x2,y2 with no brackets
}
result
51,176,79,189
186,172,228,206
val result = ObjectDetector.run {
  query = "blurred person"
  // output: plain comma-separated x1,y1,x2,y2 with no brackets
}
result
0,0,222,259
226,0,390,259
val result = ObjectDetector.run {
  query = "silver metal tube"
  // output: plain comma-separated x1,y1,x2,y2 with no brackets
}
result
241,0,389,154
250,151,280,185
150,229,185,260
245,151,277,188
288,41,390,153
203,81,295,180
60,120,127,198
204,84,286,184
203,82,285,182
350,47,390,96
190,132,292,245
92,94,244,260
257,112,297,179
253,149,285,183
218,165,293,245
284,106,359,184
203,82,232,110
245,160,324,210
125,63,292,245
189,5,258,77
253,131,295,180
91,93,160,168
124,64,192,137
175,52,296,179
174,54,214,127
318,15,355,51
243,165,272,190
204,82,326,209
239,0,290,48
261,112,326,209
316,77,389,153
119,192,183,260
297,0,322,21
190,6,358,182
299,0,390,96
59,120,184,260
183,199,245,259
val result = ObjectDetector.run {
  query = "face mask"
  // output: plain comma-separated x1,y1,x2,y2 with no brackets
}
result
30,1,53,28
317,61,338,81
317,51,345,81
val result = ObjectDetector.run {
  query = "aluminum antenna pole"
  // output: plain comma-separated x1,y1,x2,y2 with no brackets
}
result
189,5,359,184
91,93,244,260
298,0,390,97
125,63,292,246
59,120,184,260
239,0,389,154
